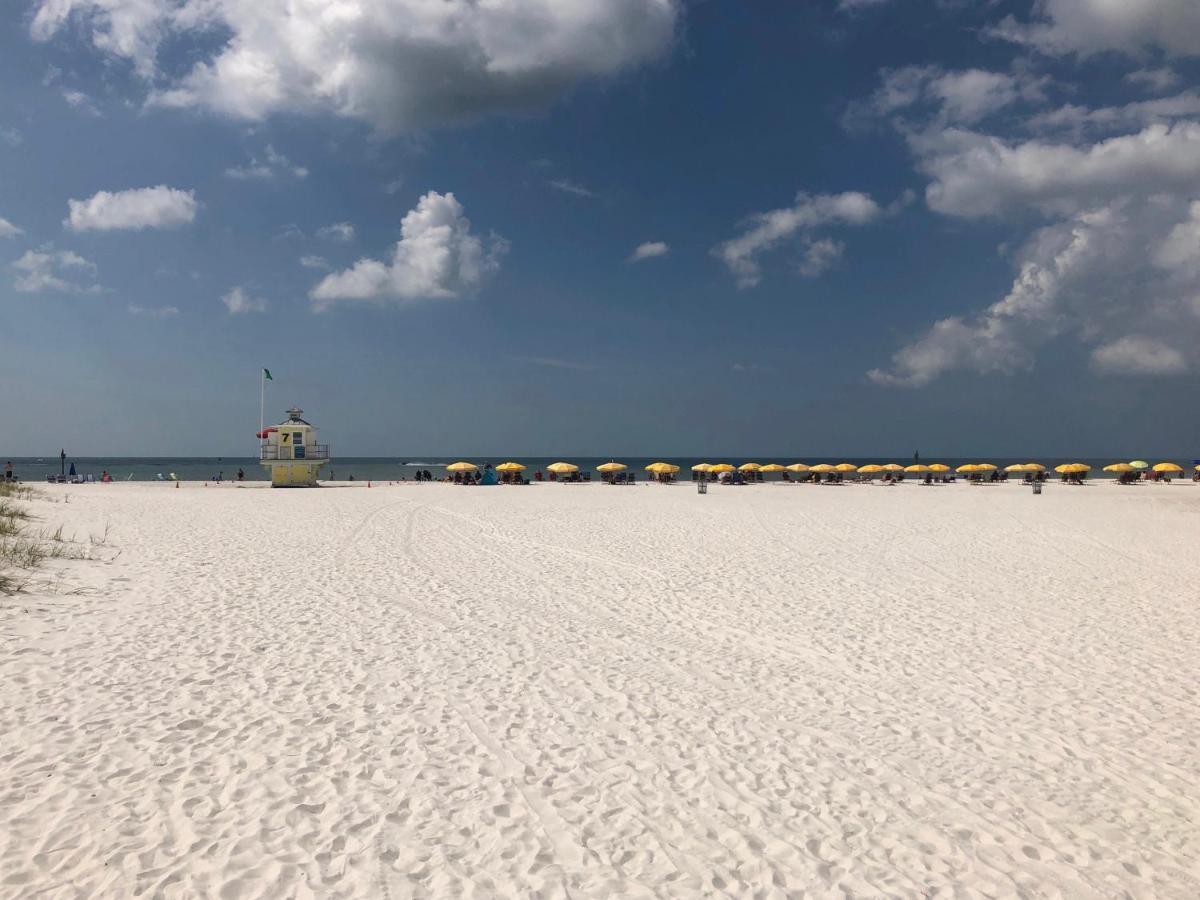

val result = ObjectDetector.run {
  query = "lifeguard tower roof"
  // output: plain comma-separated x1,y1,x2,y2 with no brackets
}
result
282,406,312,426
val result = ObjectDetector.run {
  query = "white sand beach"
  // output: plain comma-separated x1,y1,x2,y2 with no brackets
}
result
2,480,1199,898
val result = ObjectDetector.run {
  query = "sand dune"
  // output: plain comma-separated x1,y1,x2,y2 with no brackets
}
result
2,480,1199,898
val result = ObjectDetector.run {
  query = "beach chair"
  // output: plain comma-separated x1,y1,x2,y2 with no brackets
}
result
628,472,636,484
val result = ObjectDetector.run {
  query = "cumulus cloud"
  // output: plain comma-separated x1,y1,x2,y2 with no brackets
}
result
917,122,1200,218
66,185,198,231
1091,336,1187,375
868,199,1200,386
629,241,668,262
222,286,268,315
299,255,329,270
12,247,99,293
848,66,1045,128
316,222,355,242
991,0,1200,58
0,216,23,238
310,190,507,311
797,238,845,278
713,191,882,288
225,145,307,180
1125,68,1181,93
62,88,101,116
1026,91,1200,138
31,0,680,134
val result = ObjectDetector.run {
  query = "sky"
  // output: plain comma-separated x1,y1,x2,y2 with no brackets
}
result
2,0,1199,457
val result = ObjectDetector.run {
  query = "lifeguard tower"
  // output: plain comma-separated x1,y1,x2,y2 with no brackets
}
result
258,406,330,487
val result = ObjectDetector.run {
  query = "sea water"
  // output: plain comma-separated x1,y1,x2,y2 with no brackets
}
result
5,456,1192,483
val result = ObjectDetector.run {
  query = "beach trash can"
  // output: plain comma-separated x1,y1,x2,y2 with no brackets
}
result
1032,481,1042,495
697,480,708,494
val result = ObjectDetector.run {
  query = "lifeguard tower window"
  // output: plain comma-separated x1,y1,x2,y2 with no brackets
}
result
294,444,306,459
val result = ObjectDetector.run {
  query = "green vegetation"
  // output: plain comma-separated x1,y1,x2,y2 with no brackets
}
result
0,485,100,595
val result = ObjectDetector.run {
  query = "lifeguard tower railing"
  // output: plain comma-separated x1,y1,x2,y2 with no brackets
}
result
260,444,330,461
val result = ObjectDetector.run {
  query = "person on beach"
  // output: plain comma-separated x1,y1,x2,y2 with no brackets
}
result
237,468,244,481
4,461,11,481
101,470,111,483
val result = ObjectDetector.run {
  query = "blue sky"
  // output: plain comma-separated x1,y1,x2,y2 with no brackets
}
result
2,0,1199,456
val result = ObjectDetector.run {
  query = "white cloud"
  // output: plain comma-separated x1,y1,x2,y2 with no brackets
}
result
547,178,596,199
0,216,23,238
713,191,882,288
221,286,268,315
869,198,1200,386
384,178,405,195
797,238,845,278
991,0,1200,58
311,190,507,310
0,125,22,147
316,222,355,242
629,241,668,262
918,122,1200,219
1091,336,1187,375
32,0,680,134
61,88,101,116
66,185,198,231
1125,68,1181,93
11,247,99,293
851,66,1043,127
225,145,307,180
128,303,179,318
1027,91,1200,136
299,255,329,270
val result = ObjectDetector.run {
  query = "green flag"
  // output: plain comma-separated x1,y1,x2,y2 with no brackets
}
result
263,368,273,380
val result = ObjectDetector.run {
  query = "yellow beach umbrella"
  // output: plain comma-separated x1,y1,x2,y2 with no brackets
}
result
547,461,578,474
810,464,836,473
1129,460,1149,470
928,463,950,473
881,463,904,472
1055,463,1090,474
691,463,712,472
956,464,978,473
446,461,477,472
975,463,997,471
859,464,883,474
1152,462,1183,473
834,463,858,473
1024,463,1045,471
759,464,786,472
785,463,810,472
496,461,525,472
646,462,679,474
1103,463,1134,473
905,464,930,473
596,461,626,473
1003,464,1029,473
738,462,763,472
709,463,735,474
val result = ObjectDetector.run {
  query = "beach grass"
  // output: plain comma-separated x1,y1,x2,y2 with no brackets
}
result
0,486,96,594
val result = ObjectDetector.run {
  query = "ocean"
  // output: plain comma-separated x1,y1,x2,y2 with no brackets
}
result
5,456,1195,483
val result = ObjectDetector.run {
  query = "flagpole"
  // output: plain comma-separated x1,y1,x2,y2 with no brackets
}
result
259,369,265,454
